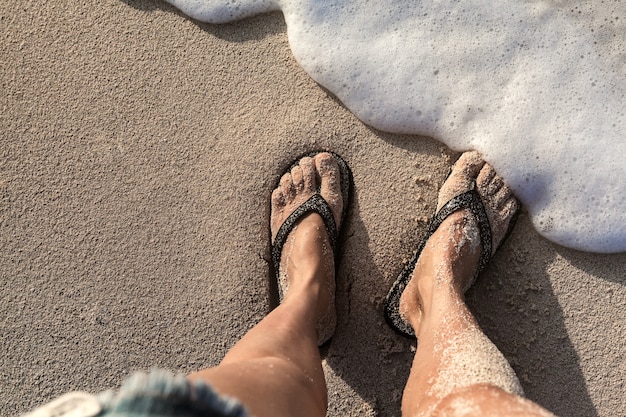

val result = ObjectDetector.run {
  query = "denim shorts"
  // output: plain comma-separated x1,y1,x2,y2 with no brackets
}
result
23,369,249,417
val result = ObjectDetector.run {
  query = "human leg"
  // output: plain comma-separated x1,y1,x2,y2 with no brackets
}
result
188,153,346,417
397,152,555,417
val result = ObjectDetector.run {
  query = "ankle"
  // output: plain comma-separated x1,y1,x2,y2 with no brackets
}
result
283,278,331,323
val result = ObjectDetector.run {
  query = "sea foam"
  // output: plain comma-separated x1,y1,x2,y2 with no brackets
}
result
165,0,626,253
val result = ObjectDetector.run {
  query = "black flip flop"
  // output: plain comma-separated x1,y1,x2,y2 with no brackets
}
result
384,183,518,339
271,151,352,345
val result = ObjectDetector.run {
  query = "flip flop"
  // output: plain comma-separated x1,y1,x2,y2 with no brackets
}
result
384,181,518,339
271,151,352,346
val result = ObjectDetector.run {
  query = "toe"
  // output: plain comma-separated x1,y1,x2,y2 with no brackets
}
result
476,165,520,251
437,152,485,211
271,188,285,208
500,196,519,220
315,153,340,186
314,152,336,174
299,156,317,192
490,175,505,193
494,183,513,209
279,172,296,200
477,163,509,200
491,197,519,249
456,151,486,177
476,163,497,195
315,153,344,229
291,164,304,192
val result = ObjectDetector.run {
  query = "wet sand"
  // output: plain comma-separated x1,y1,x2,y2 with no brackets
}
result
1,2,625,416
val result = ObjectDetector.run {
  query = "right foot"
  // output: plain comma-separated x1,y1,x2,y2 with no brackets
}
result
399,151,519,334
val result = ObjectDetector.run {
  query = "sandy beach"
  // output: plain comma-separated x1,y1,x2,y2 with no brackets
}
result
1,1,625,416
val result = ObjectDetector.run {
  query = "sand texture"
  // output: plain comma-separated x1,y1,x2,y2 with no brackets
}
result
1,2,625,416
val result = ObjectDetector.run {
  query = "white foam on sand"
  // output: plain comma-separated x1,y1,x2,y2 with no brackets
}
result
165,0,626,253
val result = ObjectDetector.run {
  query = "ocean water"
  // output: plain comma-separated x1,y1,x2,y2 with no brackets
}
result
165,0,626,253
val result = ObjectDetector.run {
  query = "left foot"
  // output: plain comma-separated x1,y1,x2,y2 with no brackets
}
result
270,153,344,343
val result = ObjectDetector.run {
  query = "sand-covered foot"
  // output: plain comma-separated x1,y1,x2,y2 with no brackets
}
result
270,152,344,343
399,151,519,334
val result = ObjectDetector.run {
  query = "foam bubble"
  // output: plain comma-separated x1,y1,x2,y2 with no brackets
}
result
166,0,626,253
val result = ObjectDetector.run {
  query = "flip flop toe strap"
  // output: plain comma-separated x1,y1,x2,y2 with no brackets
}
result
431,190,492,285
271,193,338,297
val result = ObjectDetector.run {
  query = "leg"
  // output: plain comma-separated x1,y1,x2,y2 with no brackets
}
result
188,153,344,417
399,152,556,417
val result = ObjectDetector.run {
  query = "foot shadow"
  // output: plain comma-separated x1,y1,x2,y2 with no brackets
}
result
324,188,413,416
467,213,600,417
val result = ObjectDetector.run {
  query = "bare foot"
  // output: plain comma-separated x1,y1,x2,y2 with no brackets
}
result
399,151,519,335
270,152,344,343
